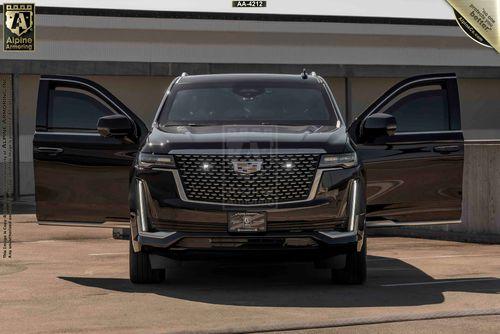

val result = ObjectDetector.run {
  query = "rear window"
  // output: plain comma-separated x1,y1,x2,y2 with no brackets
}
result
158,82,337,125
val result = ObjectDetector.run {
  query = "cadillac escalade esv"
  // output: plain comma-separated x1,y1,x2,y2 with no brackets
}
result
33,72,464,284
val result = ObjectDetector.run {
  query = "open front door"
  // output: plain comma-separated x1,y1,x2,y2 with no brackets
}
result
349,73,464,227
34,75,148,226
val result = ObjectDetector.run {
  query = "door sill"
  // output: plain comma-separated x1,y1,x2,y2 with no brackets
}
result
366,219,461,228
37,220,129,228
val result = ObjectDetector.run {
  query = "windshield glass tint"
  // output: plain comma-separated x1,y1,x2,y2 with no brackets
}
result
158,83,336,125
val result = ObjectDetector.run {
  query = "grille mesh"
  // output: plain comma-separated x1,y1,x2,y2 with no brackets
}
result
175,154,320,205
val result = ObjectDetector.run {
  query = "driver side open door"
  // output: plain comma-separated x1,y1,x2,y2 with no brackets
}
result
34,75,148,227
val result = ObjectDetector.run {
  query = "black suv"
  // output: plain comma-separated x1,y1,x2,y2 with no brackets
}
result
33,72,464,284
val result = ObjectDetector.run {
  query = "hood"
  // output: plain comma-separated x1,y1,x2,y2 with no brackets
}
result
142,124,349,154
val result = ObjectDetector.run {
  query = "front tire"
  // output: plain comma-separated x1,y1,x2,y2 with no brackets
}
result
129,241,165,284
331,236,367,285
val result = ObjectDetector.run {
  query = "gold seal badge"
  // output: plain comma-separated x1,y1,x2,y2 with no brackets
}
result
447,0,499,52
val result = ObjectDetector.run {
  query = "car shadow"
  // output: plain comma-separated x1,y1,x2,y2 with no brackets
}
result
60,255,500,308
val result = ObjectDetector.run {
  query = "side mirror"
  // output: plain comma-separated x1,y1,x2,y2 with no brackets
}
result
97,115,134,138
362,113,397,140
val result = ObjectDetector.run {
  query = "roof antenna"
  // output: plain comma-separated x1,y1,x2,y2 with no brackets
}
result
301,68,308,79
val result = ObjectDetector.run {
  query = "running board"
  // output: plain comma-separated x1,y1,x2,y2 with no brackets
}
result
37,220,129,228
366,219,462,228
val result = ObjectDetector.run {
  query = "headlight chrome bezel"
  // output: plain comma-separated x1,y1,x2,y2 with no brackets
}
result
319,153,358,169
138,152,176,169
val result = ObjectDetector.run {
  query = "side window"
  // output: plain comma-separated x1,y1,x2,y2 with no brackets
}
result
48,89,115,132
381,89,450,133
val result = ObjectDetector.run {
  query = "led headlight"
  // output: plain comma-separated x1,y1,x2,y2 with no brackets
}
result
319,153,357,168
138,153,175,168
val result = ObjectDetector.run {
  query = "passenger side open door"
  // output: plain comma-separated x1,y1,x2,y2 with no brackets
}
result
349,73,463,227
34,75,148,226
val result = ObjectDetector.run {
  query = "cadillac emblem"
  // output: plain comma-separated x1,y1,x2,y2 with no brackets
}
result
232,160,263,174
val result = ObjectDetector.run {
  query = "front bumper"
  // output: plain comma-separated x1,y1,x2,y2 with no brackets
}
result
136,229,363,261
138,230,359,249
130,165,366,254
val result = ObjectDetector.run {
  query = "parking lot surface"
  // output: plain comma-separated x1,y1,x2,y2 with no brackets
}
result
1,215,499,333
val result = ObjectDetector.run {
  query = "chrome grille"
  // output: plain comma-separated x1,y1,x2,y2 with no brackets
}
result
175,154,320,205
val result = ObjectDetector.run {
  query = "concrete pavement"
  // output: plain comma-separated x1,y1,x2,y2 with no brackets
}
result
0,215,499,333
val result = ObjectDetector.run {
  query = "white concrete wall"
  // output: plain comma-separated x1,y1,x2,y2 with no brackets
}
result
1,14,500,67
460,143,500,235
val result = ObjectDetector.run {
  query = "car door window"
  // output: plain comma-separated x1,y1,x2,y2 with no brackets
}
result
48,89,115,132
382,89,450,133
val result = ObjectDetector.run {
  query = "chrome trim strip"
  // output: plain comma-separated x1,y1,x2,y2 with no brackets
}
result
34,131,101,136
465,139,500,143
168,148,326,155
391,130,463,135
139,231,176,238
318,230,357,239
37,220,129,228
366,219,462,228
153,167,341,207
137,179,148,232
348,179,358,231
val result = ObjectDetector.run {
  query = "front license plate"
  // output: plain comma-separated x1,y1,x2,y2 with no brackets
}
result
228,212,267,233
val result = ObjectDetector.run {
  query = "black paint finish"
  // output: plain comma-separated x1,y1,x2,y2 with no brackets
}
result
33,73,463,232
350,73,463,222
34,76,147,222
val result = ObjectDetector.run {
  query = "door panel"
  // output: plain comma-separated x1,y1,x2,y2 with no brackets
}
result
360,132,463,223
34,76,148,224
350,73,464,225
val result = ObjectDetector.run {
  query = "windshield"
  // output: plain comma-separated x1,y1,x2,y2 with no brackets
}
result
158,82,338,126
